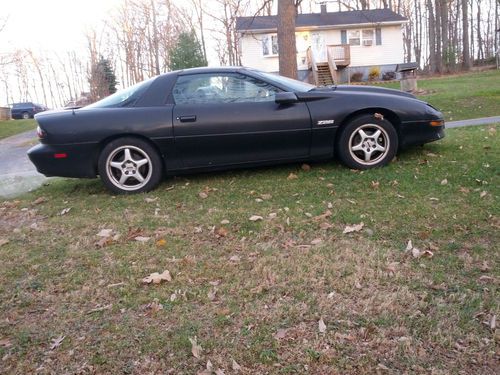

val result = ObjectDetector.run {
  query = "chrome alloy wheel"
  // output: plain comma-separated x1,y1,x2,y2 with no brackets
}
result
348,124,390,166
106,145,152,191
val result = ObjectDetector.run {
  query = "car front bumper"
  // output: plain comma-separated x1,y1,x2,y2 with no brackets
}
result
399,120,445,149
27,143,98,178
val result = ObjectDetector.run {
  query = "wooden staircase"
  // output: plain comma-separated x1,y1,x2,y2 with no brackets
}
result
307,44,350,86
316,63,334,86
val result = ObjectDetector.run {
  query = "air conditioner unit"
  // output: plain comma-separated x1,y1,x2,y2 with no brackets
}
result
363,40,373,46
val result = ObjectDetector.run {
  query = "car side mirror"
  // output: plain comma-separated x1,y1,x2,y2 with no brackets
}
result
275,92,298,105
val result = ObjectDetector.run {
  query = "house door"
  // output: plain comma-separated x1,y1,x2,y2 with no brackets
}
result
311,33,326,62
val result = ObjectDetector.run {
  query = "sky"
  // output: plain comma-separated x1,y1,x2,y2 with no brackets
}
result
1,0,121,54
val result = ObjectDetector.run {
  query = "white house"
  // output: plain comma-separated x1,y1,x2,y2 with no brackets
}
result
236,7,408,84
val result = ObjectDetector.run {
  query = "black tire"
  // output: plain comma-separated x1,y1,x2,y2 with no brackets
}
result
336,114,398,170
98,137,163,194
22,112,30,120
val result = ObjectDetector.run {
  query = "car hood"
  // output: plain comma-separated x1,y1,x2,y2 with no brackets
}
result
312,85,416,99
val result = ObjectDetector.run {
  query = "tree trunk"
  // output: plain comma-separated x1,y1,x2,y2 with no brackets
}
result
427,0,437,72
277,0,298,79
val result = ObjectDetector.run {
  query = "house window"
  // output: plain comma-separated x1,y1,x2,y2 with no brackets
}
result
362,30,374,46
348,30,360,46
347,29,377,46
262,34,279,56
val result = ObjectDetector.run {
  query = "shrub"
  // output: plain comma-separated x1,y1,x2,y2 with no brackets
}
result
382,71,396,81
350,71,363,82
368,66,381,81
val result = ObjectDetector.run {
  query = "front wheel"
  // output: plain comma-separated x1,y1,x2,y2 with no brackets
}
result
22,112,30,120
98,137,163,194
337,114,398,170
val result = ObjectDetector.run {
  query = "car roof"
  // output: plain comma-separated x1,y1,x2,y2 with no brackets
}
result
174,66,248,76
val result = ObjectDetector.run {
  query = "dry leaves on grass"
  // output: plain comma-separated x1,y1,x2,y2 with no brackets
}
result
249,215,263,222
49,335,65,350
134,236,151,243
343,222,364,234
59,207,71,215
189,337,202,359
232,359,241,371
287,172,298,180
301,163,311,171
32,197,47,205
0,238,9,247
318,318,327,333
0,338,12,348
406,240,434,258
142,270,172,284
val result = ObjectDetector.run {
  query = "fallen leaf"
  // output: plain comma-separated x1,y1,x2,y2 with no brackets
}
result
32,197,47,205
319,222,333,230
147,299,164,313
268,212,277,219
87,304,113,314
215,227,228,237
60,207,71,215
405,240,413,251
208,287,217,301
459,187,470,194
426,152,438,157
374,112,384,120
0,338,12,348
144,197,158,203
441,178,448,185
343,222,364,234
260,194,272,200
480,191,487,198
478,275,495,283
199,192,208,199
249,215,263,222
97,229,113,237
313,209,332,222
156,239,167,247
0,238,9,247
189,337,202,359
287,172,298,180
134,236,151,243
311,238,322,245
422,250,434,258
489,315,496,330
274,328,288,340
371,180,380,189
412,247,421,258
142,270,172,284
220,219,230,225
318,318,327,333
386,262,399,275
301,163,311,171
232,359,241,371
50,335,65,350
229,255,240,262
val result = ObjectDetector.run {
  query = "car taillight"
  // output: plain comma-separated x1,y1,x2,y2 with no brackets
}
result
37,126,47,139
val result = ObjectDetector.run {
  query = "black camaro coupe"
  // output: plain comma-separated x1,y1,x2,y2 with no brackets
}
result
28,67,445,194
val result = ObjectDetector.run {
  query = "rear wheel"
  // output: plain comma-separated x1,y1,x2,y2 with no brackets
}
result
98,137,163,194
337,114,398,169
22,112,30,120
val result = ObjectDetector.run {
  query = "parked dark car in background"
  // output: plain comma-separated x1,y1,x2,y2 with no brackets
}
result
11,102,47,120
28,67,445,194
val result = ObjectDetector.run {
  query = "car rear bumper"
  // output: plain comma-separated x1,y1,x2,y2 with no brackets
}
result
27,143,98,178
399,120,445,148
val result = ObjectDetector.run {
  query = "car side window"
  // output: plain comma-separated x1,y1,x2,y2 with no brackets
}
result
172,73,280,105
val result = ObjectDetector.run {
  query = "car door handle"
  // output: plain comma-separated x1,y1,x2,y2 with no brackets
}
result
177,115,197,123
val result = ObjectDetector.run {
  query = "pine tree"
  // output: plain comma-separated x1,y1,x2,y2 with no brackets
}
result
89,57,118,101
169,31,207,71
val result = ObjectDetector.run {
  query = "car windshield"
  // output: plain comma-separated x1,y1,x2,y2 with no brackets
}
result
252,71,316,92
85,77,155,109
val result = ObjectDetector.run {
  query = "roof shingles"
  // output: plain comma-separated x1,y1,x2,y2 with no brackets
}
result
236,9,407,32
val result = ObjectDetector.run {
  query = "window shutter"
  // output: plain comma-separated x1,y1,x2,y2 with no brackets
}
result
376,28,382,45
341,30,347,44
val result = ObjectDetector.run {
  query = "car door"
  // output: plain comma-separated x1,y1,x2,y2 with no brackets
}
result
172,72,312,168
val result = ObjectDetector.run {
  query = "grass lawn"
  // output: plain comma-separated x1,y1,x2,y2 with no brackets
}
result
372,69,500,121
0,119,37,140
0,124,498,374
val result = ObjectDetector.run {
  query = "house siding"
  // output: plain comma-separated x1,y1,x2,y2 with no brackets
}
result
240,25,404,74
